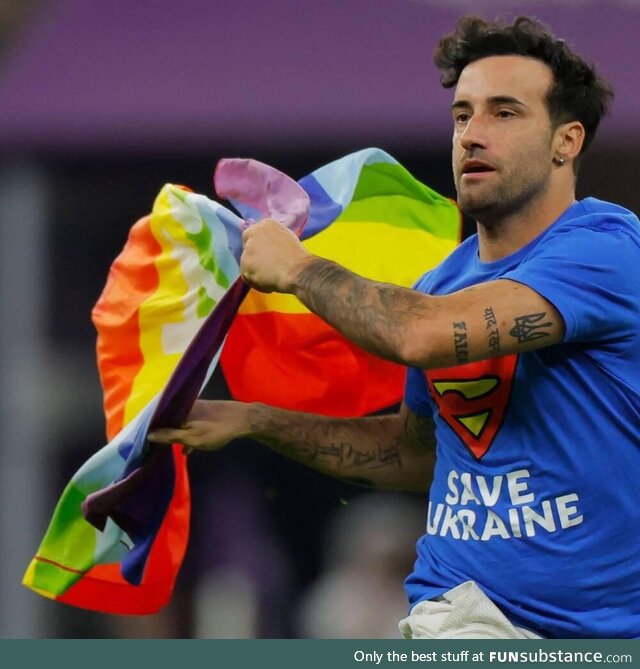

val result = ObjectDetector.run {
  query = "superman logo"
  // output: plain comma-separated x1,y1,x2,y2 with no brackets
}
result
425,354,518,460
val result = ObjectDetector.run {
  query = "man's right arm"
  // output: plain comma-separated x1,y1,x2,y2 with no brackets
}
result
148,400,436,493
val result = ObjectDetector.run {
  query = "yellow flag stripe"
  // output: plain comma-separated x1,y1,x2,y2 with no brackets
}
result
238,221,456,316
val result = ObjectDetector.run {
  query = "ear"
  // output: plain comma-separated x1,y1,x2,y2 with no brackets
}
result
552,121,585,164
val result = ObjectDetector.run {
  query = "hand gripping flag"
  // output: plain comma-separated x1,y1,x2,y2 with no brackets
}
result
23,148,460,614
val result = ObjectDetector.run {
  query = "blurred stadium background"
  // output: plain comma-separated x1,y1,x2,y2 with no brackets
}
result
1,0,638,638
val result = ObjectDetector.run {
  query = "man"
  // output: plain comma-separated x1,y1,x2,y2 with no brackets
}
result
149,16,640,638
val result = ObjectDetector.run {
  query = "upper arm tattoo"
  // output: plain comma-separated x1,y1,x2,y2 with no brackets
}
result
483,306,501,353
452,321,469,364
509,312,553,343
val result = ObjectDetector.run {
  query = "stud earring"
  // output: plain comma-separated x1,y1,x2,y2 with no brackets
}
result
553,156,565,166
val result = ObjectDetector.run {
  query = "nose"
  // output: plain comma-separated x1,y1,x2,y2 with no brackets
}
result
458,114,489,152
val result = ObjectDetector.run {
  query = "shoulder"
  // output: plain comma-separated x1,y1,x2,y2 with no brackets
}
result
520,198,640,269
548,198,640,243
505,198,640,344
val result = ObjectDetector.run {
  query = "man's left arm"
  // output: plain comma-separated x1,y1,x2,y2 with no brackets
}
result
241,219,565,369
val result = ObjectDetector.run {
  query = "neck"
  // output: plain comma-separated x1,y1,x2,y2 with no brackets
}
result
476,186,576,262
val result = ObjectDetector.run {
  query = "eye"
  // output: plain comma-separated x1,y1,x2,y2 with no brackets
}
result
454,113,470,124
497,109,516,119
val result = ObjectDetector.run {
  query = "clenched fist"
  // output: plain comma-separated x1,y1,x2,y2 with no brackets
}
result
240,218,314,293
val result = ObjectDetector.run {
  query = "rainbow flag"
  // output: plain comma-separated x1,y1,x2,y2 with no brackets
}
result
22,160,309,614
23,149,459,614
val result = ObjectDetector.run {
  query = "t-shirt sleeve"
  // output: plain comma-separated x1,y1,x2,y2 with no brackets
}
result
502,225,640,345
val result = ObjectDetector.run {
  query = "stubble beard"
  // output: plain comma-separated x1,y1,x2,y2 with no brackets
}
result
455,162,552,228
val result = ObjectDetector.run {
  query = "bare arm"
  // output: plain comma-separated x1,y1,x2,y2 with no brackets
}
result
241,220,564,369
292,259,564,368
148,400,436,493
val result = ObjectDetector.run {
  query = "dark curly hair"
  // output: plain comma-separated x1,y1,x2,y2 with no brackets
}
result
434,16,613,161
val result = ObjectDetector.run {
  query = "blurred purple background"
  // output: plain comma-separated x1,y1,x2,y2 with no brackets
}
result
1,0,639,151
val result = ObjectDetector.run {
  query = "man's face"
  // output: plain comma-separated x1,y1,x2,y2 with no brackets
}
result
451,55,556,222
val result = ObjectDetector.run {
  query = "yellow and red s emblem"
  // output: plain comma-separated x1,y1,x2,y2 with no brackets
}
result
425,354,518,459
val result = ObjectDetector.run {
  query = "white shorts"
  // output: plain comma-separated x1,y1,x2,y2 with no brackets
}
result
398,581,543,639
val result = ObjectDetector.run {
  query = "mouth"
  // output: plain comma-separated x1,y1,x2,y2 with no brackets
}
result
461,160,496,180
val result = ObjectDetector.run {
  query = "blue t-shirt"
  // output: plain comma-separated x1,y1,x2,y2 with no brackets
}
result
404,198,640,639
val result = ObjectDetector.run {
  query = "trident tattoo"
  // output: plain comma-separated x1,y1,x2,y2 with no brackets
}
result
509,312,552,343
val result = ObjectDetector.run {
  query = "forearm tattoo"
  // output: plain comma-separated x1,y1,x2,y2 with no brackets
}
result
403,410,437,455
277,440,401,469
295,259,428,363
248,406,402,488
509,312,552,343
